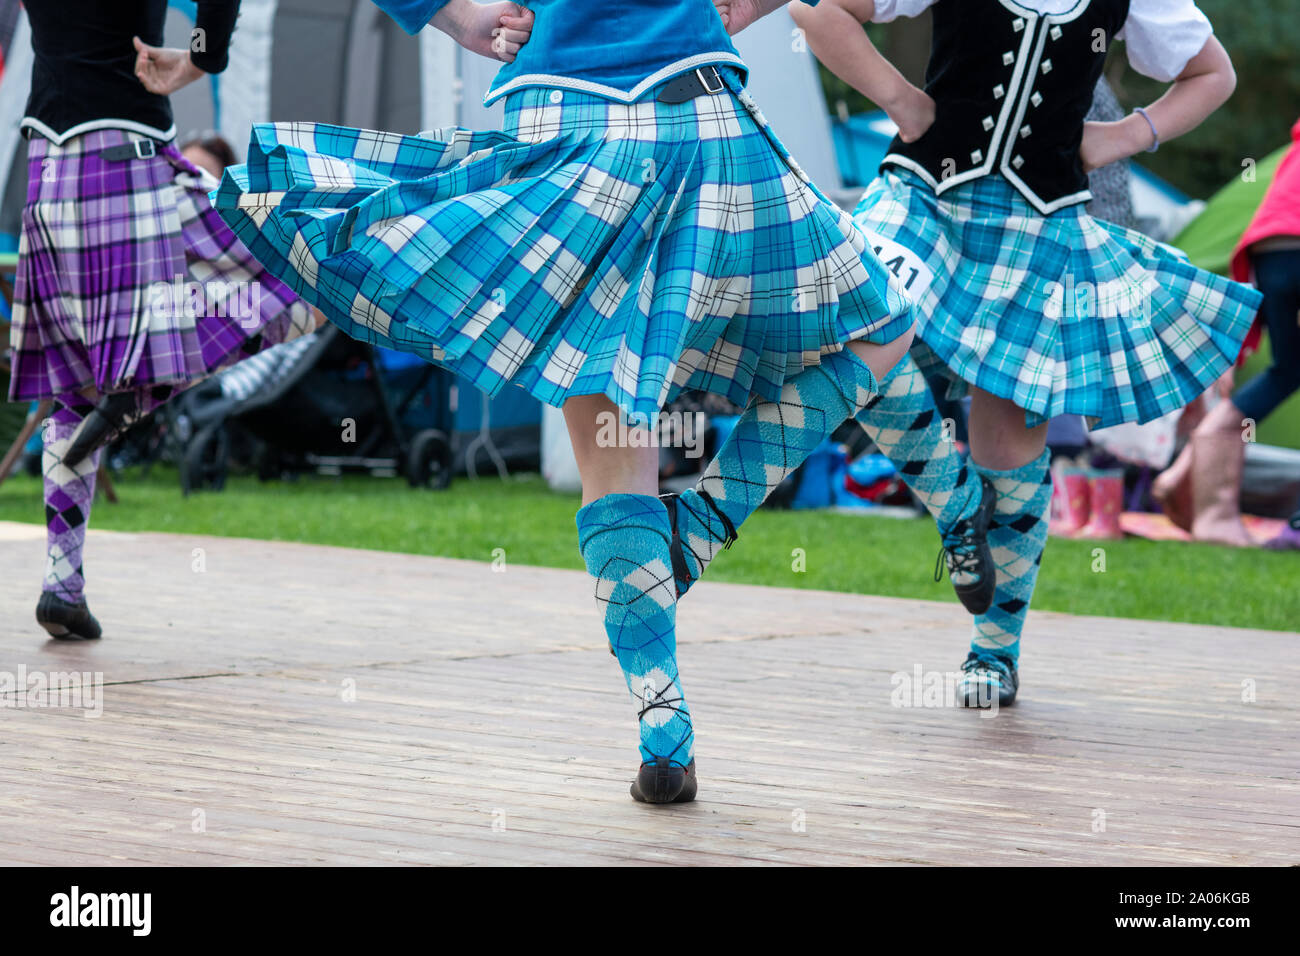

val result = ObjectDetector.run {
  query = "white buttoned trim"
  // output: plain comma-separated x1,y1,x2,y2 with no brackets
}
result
884,1,1053,203
481,52,748,106
994,0,1096,216
886,1,1099,216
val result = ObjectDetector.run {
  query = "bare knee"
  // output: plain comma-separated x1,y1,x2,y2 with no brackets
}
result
847,323,915,383
968,387,1047,471
562,395,660,504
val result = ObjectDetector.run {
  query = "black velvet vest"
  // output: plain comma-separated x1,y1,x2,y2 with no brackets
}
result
882,0,1131,214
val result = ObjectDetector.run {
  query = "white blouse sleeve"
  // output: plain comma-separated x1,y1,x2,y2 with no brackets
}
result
869,0,939,24
1118,0,1214,82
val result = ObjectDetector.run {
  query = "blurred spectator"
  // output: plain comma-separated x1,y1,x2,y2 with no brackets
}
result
1154,116,1300,547
180,132,238,178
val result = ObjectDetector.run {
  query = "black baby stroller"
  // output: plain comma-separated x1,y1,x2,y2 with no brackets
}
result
169,325,454,494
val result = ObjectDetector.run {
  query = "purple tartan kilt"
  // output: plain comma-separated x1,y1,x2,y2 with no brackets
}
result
7,128,313,405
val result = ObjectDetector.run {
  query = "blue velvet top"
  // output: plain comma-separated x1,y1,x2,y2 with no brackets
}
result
374,0,819,104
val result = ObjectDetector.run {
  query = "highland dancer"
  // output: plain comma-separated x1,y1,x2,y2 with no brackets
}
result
757,0,1261,705
10,0,318,640
211,0,994,803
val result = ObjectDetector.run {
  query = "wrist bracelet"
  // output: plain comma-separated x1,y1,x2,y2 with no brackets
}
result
1134,107,1159,153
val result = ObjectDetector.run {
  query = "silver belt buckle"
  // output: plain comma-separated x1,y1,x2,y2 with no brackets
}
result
696,67,724,96
134,139,157,159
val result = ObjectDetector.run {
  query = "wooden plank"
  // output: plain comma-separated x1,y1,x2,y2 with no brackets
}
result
0,521,1296,866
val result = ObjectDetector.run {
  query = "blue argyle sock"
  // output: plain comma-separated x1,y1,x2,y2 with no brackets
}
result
577,493,693,766
672,348,880,594
969,450,1053,664
851,356,982,532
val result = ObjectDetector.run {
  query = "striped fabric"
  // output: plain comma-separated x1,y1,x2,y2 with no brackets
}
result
211,70,913,425
852,169,1262,428
8,129,314,408
216,331,320,403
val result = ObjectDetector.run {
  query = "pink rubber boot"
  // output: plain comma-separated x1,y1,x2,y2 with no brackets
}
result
1049,463,1090,536
1078,470,1124,540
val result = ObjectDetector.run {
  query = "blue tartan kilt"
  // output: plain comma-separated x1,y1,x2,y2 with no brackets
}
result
210,71,913,424
853,168,1262,428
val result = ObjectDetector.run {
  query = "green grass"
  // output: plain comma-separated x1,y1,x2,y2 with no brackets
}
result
2,468,1295,632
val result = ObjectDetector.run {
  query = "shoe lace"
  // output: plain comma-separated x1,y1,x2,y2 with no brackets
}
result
636,681,694,763
934,519,980,583
961,652,1011,680
637,694,687,722
692,489,738,550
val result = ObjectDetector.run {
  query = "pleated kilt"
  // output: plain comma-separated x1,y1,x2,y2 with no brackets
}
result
853,168,1261,428
9,129,314,408
211,70,914,425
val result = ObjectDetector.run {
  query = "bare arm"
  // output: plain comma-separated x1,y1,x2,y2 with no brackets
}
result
1082,36,1237,170
716,0,828,35
133,0,241,95
788,0,934,142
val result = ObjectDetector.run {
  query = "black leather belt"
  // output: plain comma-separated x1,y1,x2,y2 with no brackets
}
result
98,139,159,161
656,67,726,104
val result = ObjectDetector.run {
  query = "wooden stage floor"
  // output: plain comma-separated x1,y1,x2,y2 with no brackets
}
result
0,521,1295,866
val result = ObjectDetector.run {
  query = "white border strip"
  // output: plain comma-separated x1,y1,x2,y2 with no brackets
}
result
482,53,748,106
19,117,177,146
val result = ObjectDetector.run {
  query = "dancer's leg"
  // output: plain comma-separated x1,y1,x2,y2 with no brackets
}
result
669,346,995,611
846,355,995,607
567,395,695,803
63,307,329,469
667,333,912,594
958,388,1051,706
36,394,105,640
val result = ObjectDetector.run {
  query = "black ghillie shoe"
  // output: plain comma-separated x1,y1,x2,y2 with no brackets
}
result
957,651,1018,708
660,491,737,598
630,757,698,804
36,592,102,641
935,475,997,615
64,391,143,468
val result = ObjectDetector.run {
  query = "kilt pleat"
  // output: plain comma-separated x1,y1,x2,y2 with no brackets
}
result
8,129,314,405
854,169,1262,428
212,74,914,423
